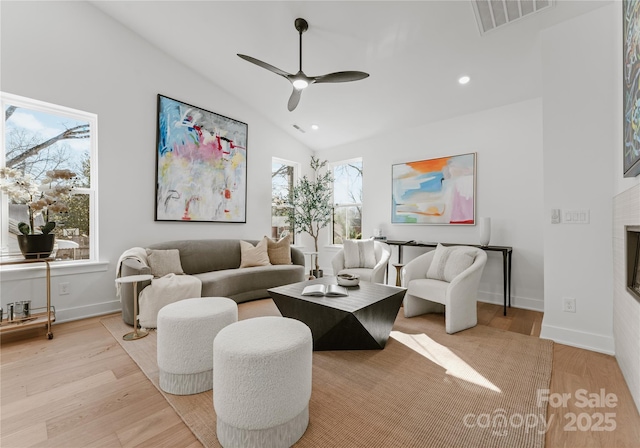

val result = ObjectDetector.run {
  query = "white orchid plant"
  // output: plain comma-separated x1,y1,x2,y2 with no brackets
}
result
0,167,77,235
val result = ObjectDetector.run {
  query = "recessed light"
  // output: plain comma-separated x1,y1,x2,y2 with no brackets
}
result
458,76,470,85
311,124,319,131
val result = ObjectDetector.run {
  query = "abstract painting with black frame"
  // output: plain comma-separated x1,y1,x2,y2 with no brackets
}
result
624,0,640,178
392,153,476,225
155,94,248,222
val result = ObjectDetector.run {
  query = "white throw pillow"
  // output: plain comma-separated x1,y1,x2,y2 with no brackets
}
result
343,239,377,269
239,238,272,268
426,244,476,282
145,249,184,278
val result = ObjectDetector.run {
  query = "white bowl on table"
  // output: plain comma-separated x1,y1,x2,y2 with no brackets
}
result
336,274,360,287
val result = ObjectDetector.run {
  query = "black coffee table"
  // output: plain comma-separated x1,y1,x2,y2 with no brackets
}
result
268,277,406,351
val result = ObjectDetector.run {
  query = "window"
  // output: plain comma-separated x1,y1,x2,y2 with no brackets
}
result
1,93,98,261
332,158,362,244
271,158,298,243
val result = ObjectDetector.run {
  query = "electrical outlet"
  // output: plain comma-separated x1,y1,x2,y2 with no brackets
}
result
59,282,70,296
562,297,576,313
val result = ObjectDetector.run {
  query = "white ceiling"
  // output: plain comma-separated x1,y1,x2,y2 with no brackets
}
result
90,0,610,151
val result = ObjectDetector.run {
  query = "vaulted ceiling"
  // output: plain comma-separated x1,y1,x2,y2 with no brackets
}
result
91,1,610,151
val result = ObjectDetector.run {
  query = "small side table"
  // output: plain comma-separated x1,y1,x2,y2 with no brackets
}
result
115,274,153,341
303,251,318,280
393,264,404,287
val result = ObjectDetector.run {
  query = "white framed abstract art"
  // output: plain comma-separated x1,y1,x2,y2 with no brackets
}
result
391,153,476,225
155,95,248,223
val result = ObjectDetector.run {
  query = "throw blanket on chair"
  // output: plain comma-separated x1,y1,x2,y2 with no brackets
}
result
138,273,202,328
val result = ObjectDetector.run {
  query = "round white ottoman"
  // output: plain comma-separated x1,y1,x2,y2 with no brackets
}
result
157,297,237,395
213,316,313,448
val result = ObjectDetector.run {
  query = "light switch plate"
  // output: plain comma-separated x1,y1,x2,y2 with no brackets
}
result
564,209,590,224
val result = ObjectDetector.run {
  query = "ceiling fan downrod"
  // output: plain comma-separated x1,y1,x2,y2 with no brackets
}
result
295,18,308,73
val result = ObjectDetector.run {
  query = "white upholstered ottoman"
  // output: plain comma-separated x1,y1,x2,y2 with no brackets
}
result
157,297,237,395
213,316,313,448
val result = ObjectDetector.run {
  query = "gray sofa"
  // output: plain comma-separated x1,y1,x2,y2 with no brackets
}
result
120,239,305,325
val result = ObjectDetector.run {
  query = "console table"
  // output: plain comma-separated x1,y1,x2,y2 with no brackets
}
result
386,240,513,316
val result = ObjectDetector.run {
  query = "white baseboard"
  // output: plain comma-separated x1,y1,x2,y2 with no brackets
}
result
477,290,544,312
55,300,121,324
540,323,615,355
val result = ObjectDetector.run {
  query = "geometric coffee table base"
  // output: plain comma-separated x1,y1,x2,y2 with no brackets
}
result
270,279,406,351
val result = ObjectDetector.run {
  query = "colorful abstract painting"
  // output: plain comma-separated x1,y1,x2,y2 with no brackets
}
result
392,153,476,225
155,95,247,222
624,0,640,177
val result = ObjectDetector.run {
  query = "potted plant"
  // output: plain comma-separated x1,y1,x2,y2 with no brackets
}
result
286,156,333,277
0,167,77,259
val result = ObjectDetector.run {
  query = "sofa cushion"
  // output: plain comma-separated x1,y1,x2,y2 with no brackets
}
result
266,236,292,265
426,244,476,282
343,239,376,269
239,239,271,268
146,249,184,277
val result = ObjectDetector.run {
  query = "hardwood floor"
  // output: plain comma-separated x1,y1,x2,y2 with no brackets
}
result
1,302,638,447
1,316,200,448
478,302,639,447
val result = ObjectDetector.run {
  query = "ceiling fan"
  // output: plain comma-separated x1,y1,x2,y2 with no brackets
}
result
238,18,369,112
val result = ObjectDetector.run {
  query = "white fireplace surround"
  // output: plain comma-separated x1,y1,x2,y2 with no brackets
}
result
613,184,640,412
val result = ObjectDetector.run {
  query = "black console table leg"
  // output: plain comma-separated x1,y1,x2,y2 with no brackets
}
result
508,250,512,309
503,251,508,316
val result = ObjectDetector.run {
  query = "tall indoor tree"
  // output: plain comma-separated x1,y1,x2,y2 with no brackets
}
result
286,156,333,276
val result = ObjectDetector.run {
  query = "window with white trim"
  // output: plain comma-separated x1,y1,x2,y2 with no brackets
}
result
1,93,98,261
271,158,298,243
331,158,363,244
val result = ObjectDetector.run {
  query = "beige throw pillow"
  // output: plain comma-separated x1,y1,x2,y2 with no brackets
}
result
146,249,184,278
426,244,476,282
239,239,272,268
343,239,377,269
266,236,292,265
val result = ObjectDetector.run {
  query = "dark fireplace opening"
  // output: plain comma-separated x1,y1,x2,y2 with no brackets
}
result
627,226,640,302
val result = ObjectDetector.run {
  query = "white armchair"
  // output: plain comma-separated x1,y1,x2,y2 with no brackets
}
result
332,240,391,284
402,245,487,334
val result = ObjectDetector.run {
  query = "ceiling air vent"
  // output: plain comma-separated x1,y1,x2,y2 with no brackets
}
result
292,124,306,133
472,0,554,34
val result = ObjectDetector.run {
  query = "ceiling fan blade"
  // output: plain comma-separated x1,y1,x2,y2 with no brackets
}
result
313,71,370,84
288,88,302,111
237,54,291,78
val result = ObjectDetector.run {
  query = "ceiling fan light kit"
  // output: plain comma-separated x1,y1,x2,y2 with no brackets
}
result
292,78,309,90
238,17,369,111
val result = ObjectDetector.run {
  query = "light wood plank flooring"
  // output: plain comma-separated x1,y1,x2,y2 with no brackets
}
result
1,302,638,447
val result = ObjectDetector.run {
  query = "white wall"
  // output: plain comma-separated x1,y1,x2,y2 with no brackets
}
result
319,98,545,312
540,5,616,354
0,1,313,321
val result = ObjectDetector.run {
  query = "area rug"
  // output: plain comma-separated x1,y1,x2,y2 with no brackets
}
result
101,299,553,448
